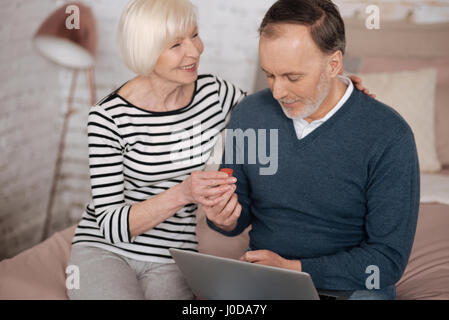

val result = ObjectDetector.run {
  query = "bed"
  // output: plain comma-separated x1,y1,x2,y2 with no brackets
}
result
0,200,448,300
1,18,448,300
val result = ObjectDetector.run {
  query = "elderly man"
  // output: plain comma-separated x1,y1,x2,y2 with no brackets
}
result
203,0,419,300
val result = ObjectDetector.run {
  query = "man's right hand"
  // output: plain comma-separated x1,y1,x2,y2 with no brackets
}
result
202,186,242,232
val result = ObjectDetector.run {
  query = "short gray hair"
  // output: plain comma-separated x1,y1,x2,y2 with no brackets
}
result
259,0,346,55
117,0,198,76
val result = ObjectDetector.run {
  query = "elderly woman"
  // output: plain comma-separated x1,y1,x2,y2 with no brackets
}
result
68,0,240,300
68,0,369,300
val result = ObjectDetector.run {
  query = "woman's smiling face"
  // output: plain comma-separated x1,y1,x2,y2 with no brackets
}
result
153,24,204,85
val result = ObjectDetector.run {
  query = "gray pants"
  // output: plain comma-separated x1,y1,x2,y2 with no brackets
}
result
67,245,195,300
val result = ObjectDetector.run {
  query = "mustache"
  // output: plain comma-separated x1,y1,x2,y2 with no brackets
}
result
279,97,303,104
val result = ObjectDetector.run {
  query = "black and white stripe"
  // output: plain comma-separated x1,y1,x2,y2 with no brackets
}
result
72,74,245,262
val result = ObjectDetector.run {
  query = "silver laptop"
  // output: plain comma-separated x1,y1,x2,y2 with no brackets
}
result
169,248,320,300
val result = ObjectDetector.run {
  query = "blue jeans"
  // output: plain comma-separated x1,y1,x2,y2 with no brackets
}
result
347,285,396,300
318,285,396,300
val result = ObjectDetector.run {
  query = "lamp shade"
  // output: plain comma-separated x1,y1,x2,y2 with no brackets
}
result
33,2,97,69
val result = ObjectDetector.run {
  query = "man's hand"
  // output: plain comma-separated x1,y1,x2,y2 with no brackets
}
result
202,186,242,232
239,250,302,272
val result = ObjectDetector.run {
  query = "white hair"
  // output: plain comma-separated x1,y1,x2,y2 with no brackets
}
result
117,0,198,76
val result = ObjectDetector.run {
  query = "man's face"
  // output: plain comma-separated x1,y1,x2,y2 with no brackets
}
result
259,24,331,120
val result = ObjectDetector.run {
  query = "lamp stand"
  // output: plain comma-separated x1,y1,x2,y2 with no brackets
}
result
87,67,96,106
41,69,78,241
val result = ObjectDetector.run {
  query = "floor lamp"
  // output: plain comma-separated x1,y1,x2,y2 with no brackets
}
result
33,2,98,241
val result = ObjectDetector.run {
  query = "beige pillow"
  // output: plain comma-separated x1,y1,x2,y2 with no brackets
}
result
358,57,449,169
0,225,76,299
357,68,441,173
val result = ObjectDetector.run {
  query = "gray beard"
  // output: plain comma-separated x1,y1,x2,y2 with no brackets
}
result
280,73,330,121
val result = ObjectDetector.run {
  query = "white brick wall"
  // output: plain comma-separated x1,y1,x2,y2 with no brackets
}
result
1,0,448,259
191,0,275,92
0,0,63,258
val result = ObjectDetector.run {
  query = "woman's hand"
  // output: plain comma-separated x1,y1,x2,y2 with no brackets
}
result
179,170,237,207
202,188,241,232
348,74,376,98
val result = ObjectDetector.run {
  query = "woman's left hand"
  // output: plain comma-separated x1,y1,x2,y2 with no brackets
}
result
348,74,376,98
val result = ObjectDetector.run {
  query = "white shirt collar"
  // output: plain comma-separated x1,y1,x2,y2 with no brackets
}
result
292,75,353,139
302,75,353,123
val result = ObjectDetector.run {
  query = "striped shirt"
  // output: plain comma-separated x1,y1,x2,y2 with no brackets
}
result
72,74,245,263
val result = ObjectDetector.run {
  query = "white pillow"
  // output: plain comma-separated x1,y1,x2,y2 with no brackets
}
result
357,68,441,173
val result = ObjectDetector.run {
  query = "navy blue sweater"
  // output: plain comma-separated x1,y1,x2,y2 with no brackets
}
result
207,88,420,291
